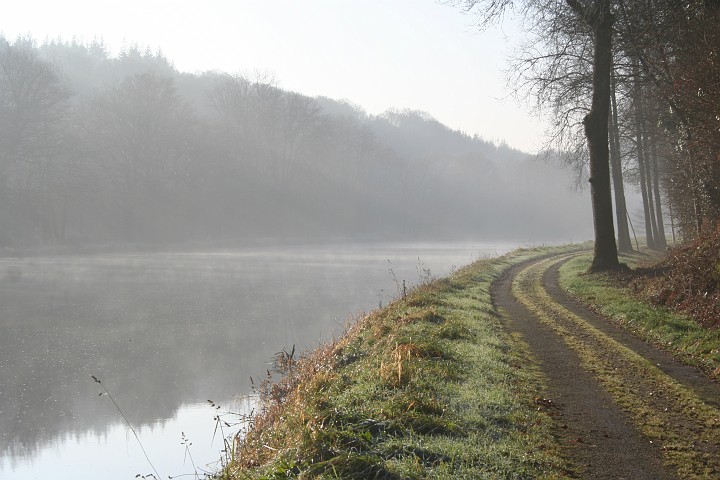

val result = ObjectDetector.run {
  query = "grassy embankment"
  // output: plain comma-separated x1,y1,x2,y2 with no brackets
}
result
219,245,719,478
558,252,720,379
220,246,578,479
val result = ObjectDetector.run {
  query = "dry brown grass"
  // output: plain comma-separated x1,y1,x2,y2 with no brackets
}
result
628,227,720,328
231,340,341,470
379,342,423,387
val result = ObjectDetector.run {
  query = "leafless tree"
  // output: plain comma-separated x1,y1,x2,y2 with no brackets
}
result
449,0,621,270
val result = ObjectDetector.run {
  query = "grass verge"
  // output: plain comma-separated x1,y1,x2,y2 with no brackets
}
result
219,247,578,479
558,253,720,379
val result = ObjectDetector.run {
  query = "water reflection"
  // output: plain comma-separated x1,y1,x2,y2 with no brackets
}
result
2,396,254,479
0,242,513,478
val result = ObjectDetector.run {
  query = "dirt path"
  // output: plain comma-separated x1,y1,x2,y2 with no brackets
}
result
492,253,720,479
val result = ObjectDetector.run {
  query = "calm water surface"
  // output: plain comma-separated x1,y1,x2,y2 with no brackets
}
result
0,242,515,479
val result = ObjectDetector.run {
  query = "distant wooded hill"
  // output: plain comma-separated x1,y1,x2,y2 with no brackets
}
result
0,37,591,247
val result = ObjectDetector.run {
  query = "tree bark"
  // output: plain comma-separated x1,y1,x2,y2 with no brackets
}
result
610,72,633,252
633,69,655,249
568,0,620,271
649,121,668,249
644,127,660,246
667,182,677,243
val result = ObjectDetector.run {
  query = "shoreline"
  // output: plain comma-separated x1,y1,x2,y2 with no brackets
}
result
220,245,580,478
219,242,719,479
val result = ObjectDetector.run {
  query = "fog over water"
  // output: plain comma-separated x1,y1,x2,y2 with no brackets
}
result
0,27,595,479
1,242,514,478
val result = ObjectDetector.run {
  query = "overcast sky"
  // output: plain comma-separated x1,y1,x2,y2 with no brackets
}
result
1,0,548,153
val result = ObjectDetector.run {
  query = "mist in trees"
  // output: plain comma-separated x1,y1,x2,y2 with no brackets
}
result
452,0,720,265
0,36,592,249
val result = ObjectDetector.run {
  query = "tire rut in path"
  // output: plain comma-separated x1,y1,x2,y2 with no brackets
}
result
543,261,720,409
492,258,673,479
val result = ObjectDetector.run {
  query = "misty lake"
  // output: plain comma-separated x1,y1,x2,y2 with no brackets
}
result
0,242,516,479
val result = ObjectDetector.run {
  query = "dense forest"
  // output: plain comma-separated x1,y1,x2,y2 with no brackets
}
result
0,36,593,249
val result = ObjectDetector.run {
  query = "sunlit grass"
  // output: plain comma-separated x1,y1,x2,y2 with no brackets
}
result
558,253,720,379
219,246,579,479
519,256,720,479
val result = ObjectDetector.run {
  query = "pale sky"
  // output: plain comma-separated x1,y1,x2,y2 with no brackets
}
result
0,0,548,153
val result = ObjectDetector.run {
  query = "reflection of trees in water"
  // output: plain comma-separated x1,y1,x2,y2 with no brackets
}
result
0,257,354,461
0,315,253,458
0,247,486,462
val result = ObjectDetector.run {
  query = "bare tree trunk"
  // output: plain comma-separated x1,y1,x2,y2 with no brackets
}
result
572,0,620,271
649,121,667,249
639,108,660,247
638,142,655,248
610,72,633,252
643,127,660,246
667,189,677,243
633,69,655,249
689,146,704,235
